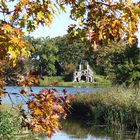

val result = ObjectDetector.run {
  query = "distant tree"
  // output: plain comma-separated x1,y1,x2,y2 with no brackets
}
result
95,41,140,86
111,44,140,87
28,37,58,76
54,35,85,67
53,35,98,79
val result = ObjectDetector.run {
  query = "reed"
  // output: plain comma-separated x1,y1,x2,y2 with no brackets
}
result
70,87,140,131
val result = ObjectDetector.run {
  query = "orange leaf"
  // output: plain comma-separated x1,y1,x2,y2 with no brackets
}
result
28,101,36,109
33,108,42,116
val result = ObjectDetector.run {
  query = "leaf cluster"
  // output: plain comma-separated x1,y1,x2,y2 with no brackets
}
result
67,0,140,48
27,88,74,137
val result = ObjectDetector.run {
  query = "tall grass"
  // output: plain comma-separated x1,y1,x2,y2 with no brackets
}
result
70,87,140,131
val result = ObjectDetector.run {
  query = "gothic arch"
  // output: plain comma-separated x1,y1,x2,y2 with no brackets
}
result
81,75,86,81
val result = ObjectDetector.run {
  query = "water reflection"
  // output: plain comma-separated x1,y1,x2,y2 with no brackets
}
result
62,119,111,140
43,119,140,140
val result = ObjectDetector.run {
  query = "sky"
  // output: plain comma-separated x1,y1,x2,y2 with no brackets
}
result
28,6,74,38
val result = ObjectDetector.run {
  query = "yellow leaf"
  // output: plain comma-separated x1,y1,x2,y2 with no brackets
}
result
37,11,44,20
10,38,20,46
128,36,132,44
9,15,13,21
2,24,13,33
8,47,17,59
34,108,42,116
46,12,53,23
78,17,83,26
99,31,103,40
21,48,28,56
20,0,28,4
23,14,28,20
125,0,131,3
112,20,119,28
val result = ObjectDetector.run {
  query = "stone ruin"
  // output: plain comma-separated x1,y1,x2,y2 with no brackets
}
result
73,60,94,82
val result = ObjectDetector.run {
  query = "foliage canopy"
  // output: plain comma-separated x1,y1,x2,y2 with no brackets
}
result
68,0,140,49
27,37,58,76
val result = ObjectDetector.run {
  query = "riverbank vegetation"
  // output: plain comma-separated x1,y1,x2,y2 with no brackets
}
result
69,87,140,131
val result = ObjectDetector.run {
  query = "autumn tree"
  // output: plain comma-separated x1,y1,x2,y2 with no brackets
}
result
67,0,140,49
67,0,140,78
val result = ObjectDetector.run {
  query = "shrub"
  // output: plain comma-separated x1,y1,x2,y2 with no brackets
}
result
0,110,19,140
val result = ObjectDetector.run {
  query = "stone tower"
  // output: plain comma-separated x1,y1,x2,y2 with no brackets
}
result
73,60,94,82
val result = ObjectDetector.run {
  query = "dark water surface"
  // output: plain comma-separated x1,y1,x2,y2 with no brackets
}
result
2,86,139,140
43,119,140,140
42,119,140,140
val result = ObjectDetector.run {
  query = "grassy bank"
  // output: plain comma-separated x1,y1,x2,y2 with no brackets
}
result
39,75,111,87
69,87,140,131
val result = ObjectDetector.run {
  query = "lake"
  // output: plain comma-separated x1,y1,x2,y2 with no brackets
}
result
2,86,101,105
2,86,139,140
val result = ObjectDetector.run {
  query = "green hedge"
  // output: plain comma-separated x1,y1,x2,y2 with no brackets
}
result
94,75,110,83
